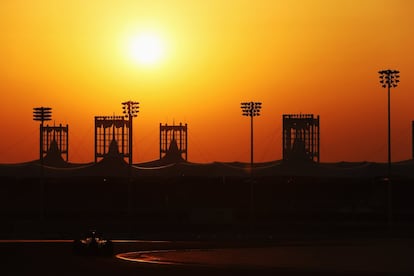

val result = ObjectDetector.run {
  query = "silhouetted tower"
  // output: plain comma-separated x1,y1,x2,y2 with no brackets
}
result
160,123,188,161
412,121,414,160
94,116,130,163
378,69,400,174
122,101,139,165
378,69,399,226
33,107,52,162
33,107,52,221
283,114,320,163
42,124,69,162
241,102,262,167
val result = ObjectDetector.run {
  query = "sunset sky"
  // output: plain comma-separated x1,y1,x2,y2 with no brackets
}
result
1,0,413,164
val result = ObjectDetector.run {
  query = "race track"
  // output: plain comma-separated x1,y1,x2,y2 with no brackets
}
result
2,239,413,276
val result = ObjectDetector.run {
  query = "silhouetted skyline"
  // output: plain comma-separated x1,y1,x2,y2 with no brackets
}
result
1,1,413,163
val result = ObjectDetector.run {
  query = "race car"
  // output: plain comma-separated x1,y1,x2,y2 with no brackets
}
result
73,230,113,256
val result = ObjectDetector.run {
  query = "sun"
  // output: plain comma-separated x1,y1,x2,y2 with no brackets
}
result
128,32,165,66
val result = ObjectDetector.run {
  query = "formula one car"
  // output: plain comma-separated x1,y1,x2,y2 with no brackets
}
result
73,230,113,256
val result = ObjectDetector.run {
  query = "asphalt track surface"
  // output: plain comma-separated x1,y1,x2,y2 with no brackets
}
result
1,239,414,276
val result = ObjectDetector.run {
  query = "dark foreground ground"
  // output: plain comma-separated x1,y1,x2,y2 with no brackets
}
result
2,232,414,276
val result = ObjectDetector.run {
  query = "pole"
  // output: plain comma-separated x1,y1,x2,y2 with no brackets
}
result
129,113,133,166
128,113,133,217
249,108,255,225
250,114,254,168
240,101,261,225
122,101,139,219
387,85,391,175
40,122,44,221
33,107,52,222
40,122,43,163
387,84,392,225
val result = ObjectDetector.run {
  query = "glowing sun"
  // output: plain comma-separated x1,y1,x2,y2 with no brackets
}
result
128,32,165,65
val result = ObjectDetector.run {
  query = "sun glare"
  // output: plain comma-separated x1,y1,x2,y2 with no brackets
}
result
128,32,165,66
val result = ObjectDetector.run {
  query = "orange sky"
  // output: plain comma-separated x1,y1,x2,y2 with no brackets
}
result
1,0,414,164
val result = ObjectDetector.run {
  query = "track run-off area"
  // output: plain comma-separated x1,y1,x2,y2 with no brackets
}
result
115,238,414,274
2,237,414,275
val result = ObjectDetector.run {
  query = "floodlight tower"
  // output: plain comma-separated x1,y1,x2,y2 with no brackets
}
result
33,106,52,221
33,107,52,162
241,102,262,168
378,69,400,225
378,69,400,176
122,101,139,165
